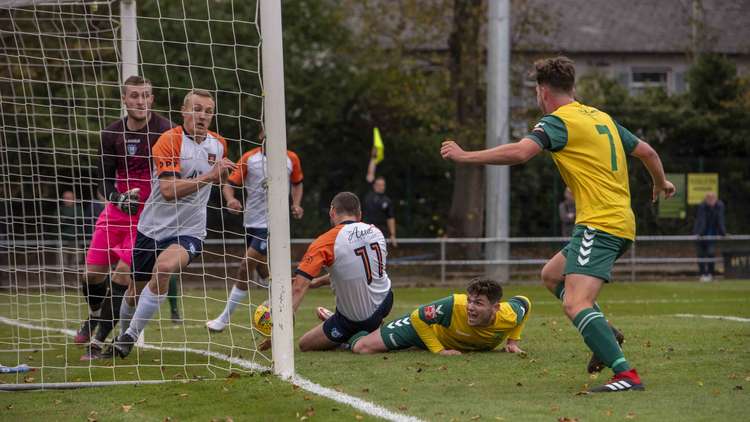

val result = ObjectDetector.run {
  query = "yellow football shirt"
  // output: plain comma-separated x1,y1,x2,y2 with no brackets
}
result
527,101,640,240
409,294,531,353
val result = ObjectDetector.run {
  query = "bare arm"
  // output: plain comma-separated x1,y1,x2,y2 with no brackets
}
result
160,158,236,201
387,218,397,246
291,183,304,219
291,273,311,313
441,138,543,166
222,183,242,214
630,140,675,202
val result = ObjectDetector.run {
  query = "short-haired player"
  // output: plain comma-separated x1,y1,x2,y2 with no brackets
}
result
348,279,530,355
77,76,173,360
205,130,304,333
103,89,235,358
262,192,393,351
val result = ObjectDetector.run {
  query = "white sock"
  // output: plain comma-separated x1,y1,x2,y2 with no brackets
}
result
218,286,248,324
125,287,165,339
119,300,136,336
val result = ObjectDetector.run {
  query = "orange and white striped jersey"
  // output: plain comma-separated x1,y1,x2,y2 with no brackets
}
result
297,221,391,321
138,126,227,241
227,147,302,228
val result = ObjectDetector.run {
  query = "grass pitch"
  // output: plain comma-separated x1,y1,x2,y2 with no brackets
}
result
1,281,748,421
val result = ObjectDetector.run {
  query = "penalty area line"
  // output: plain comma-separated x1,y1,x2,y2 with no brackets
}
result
673,313,750,323
0,317,423,422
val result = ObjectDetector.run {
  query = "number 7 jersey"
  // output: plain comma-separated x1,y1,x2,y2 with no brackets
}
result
526,101,641,240
296,221,391,321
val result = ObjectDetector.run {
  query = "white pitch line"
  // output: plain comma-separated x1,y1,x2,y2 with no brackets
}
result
0,317,422,422
674,314,750,323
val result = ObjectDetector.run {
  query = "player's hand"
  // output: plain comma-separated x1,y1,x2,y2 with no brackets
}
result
653,180,676,202
110,188,140,215
259,337,271,351
440,139,467,162
502,340,524,354
226,198,242,214
208,158,237,183
439,349,462,356
389,235,398,248
291,204,304,219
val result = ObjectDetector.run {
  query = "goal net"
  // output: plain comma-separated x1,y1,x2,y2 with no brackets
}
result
0,0,293,388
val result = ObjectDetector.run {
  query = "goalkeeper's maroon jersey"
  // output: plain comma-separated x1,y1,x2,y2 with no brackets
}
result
99,113,173,225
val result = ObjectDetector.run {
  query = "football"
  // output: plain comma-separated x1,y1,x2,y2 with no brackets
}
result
253,301,272,337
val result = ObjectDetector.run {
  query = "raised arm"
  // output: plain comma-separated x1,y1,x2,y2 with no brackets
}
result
441,138,542,166
630,140,675,202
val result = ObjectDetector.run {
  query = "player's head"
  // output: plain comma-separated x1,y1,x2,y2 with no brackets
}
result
533,56,575,114
121,75,154,123
182,89,215,138
465,278,502,327
373,176,386,194
329,192,361,226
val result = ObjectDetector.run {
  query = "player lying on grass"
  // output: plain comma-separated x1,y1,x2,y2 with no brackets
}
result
441,56,675,392
261,192,393,351
206,130,304,333
343,278,529,355
103,89,235,359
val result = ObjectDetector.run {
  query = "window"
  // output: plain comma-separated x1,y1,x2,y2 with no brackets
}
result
630,68,669,95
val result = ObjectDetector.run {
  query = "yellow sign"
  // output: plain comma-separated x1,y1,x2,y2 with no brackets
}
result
687,173,719,205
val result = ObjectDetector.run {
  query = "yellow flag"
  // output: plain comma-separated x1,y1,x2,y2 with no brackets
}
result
373,127,385,164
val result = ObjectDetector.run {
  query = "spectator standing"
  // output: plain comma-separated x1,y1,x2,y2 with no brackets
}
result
558,187,576,237
363,176,397,247
693,191,726,282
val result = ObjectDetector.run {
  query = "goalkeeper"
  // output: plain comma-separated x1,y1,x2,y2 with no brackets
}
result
76,76,173,360
348,279,530,355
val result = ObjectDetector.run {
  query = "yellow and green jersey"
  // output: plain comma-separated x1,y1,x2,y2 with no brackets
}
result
526,101,640,240
409,294,531,353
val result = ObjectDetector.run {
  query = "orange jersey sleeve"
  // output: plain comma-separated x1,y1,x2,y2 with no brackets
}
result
296,225,342,279
152,128,183,176
287,150,303,184
227,150,254,186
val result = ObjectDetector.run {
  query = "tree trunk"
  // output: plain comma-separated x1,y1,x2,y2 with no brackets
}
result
446,0,486,243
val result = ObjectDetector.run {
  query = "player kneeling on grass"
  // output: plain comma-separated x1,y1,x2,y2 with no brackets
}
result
102,89,234,359
261,192,393,352
346,279,529,355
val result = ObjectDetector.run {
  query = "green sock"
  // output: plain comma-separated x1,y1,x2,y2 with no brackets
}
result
554,281,602,312
168,275,179,312
573,308,630,374
347,331,368,350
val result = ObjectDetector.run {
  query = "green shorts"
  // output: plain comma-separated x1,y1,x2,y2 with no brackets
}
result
379,314,427,351
561,225,632,282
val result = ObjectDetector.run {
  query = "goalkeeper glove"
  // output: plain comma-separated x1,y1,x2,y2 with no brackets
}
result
109,188,141,216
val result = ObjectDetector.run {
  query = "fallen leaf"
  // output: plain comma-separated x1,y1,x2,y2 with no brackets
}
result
470,416,481,420
300,417,307,421
88,411,98,422
163,418,172,422
516,382,523,387
625,411,636,419
303,395,312,401
495,417,505,421
361,388,369,393
697,381,704,387
54,400,62,405
305,406,315,417
557,418,578,422
605,409,613,417
122,405,132,413
135,399,147,404
733,385,743,391
227,372,241,379
292,384,300,390
179,393,189,398
398,405,408,411
355,415,364,420
401,387,408,392
550,405,560,412
6,404,14,410
23,376,34,383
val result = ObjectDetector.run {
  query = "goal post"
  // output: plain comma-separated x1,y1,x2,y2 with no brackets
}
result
259,0,295,379
0,0,295,388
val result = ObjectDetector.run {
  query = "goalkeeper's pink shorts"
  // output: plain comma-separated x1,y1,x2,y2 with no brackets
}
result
85,204,138,267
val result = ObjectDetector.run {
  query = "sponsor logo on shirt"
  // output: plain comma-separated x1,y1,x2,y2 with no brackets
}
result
330,327,342,339
348,225,374,242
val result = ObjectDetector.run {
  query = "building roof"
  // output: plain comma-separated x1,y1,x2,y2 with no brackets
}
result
518,0,750,54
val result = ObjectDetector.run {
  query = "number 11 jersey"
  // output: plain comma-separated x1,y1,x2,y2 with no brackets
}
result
296,221,391,322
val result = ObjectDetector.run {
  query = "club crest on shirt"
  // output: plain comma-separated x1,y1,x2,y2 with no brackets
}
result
207,153,216,164
126,138,140,155
424,305,437,320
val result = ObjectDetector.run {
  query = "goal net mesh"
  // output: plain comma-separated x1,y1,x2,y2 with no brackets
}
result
0,0,275,386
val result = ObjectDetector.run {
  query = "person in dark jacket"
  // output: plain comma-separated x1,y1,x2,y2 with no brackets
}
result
692,192,726,282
